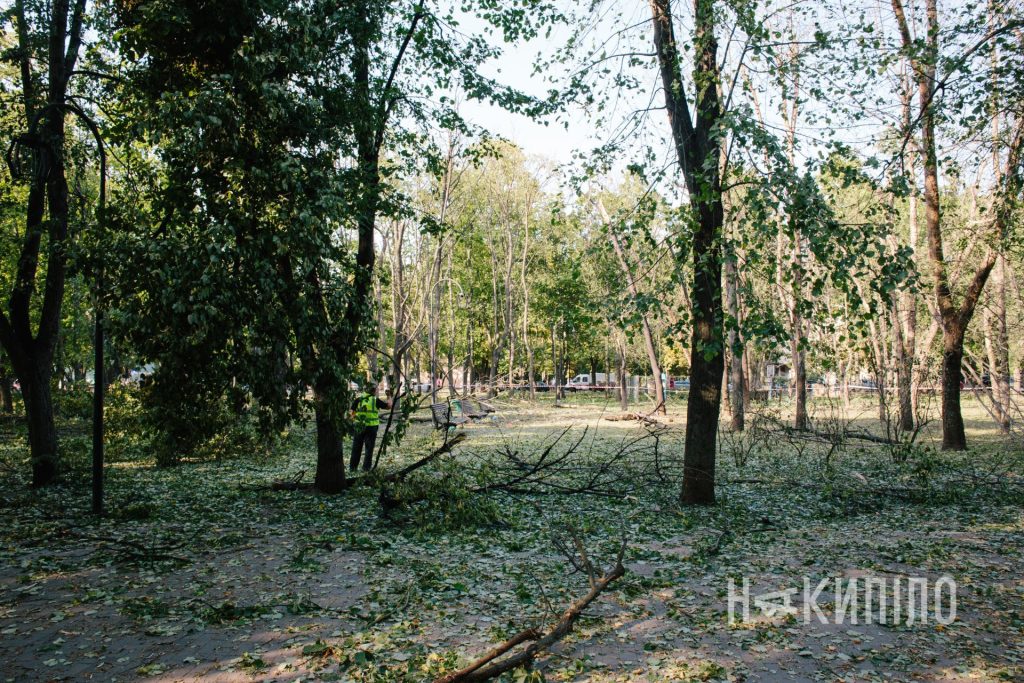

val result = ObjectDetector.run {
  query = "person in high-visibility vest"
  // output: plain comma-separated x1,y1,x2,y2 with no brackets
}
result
350,383,391,472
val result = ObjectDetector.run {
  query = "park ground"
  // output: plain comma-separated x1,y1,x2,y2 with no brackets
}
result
0,394,1022,683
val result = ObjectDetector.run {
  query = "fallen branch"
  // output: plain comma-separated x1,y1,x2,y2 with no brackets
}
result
382,432,466,483
603,412,662,427
244,433,467,494
434,529,626,683
238,469,313,492
375,433,469,512
783,424,899,446
66,530,191,564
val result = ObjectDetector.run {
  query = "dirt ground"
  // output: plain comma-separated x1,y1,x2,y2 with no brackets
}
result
1,395,1022,682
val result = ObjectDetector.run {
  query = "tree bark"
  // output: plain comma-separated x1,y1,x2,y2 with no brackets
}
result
940,327,967,450
988,257,1011,435
899,67,919,430
17,360,57,485
446,253,457,397
891,0,999,450
790,313,807,429
521,214,536,398
782,37,807,431
618,339,629,411
894,298,914,431
725,254,744,431
985,20,1011,433
0,372,13,414
313,387,346,494
429,136,456,403
488,239,502,398
650,0,725,504
0,0,87,486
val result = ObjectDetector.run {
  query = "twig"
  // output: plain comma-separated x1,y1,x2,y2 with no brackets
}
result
434,533,626,683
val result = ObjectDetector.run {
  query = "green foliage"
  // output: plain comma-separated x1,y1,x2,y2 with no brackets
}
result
95,0,567,461
103,384,147,461
381,465,503,533
194,600,272,625
120,596,170,621
54,384,94,421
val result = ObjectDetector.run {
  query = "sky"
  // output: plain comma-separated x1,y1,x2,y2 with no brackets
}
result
455,19,603,167
444,0,948,195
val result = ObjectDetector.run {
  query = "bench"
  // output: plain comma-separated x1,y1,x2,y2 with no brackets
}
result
447,397,496,421
430,402,467,430
461,396,495,418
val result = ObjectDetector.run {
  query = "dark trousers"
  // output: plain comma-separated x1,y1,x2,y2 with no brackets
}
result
350,425,378,471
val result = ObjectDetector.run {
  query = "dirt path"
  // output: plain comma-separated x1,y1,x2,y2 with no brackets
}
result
1,400,1021,682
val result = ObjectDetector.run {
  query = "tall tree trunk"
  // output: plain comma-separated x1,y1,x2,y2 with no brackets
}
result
313,386,346,494
599,200,666,413
488,240,502,398
505,230,516,392
892,0,998,450
18,360,58,485
446,253,457,398
0,370,13,414
618,338,628,411
0,0,88,486
389,221,408,395
782,35,807,431
552,321,564,404
894,298,914,431
875,313,890,423
429,239,443,402
790,309,807,429
464,241,473,393
370,278,383,379
465,314,473,393
745,348,753,405
651,0,725,504
725,254,744,431
985,20,1011,434
521,214,536,399
992,263,1012,434
940,326,966,448
488,345,499,398
312,3,424,491
900,67,919,431
985,256,1011,432
430,135,456,402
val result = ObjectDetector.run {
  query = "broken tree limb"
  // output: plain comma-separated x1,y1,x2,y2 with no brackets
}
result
603,412,663,427
433,629,542,683
434,530,626,683
434,563,624,683
244,433,467,494
237,469,314,492
66,530,192,564
382,432,466,483
374,433,468,512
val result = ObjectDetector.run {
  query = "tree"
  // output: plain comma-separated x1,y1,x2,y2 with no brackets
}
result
596,192,667,414
649,0,726,504
108,0,562,489
889,0,1024,449
1,0,89,486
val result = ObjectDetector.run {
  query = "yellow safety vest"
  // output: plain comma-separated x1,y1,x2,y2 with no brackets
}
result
354,394,379,427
